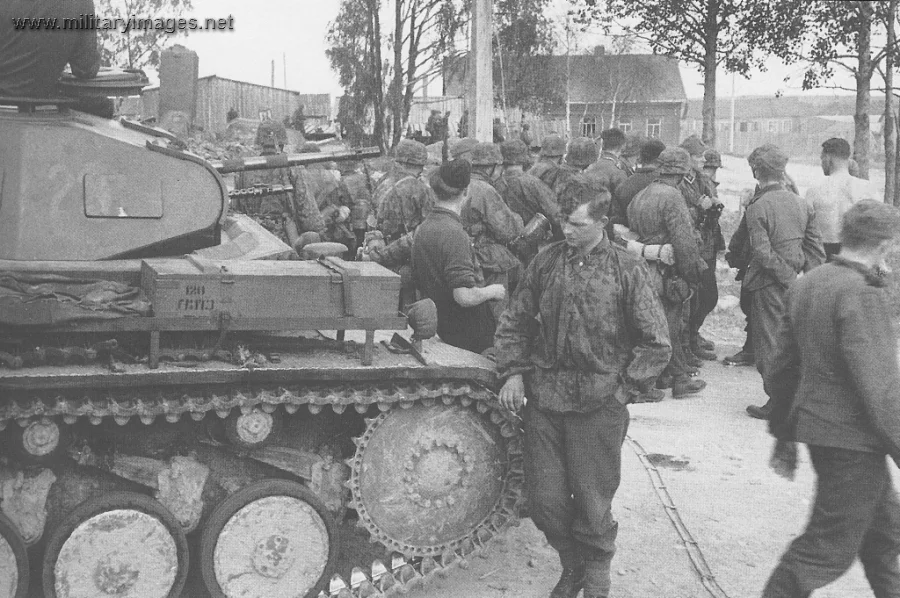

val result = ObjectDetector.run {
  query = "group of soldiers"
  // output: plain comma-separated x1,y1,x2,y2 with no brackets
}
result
231,122,731,405
231,121,736,406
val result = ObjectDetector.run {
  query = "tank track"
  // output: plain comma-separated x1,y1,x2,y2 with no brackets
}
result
0,380,524,597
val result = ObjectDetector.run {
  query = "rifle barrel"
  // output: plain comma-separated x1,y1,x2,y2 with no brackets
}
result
211,147,381,174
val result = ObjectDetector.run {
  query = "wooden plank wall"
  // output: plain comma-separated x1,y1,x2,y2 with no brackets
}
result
200,78,300,135
141,78,333,135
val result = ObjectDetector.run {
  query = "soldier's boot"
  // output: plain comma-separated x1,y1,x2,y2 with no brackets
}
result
549,549,584,598
632,388,665,404
724,349,755,366
684,347,704,368
690,338,718,361
746,399,773,420
672,377,707,399
696,334,715,351
581,550,613,598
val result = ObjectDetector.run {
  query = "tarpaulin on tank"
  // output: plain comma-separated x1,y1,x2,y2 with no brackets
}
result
0,272,150,325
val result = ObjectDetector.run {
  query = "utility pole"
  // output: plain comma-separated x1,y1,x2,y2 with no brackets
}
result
729,71,736,154
467,0,493,141
271,60,275,89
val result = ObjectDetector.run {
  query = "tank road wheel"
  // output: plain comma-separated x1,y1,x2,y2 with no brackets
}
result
41,492,188,598
0,513,28,598
349,402,509,556
200,479,336,598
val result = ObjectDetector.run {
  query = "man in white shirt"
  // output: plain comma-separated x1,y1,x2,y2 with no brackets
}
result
806,138,877,261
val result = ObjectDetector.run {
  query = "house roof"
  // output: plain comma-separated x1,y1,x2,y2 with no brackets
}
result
443,53,686,105
561,54,686,104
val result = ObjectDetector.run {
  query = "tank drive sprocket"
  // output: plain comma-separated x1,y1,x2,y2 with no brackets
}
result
347,400,523,558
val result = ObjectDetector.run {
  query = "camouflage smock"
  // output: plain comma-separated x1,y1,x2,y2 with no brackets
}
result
495,239,671,412
461,175,524,273
528,159,564,191
233,165,326,242
374,168,436,241
494,169,560,263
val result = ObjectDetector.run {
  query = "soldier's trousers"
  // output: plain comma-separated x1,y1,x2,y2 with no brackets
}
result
750,283,787,381
524,399,629,561
662,297,689,380
690,258,719,339
762,446,900,598
740,285,754,354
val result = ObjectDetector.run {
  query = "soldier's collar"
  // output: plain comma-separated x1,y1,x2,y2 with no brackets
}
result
832,255,889,287
748,182,785,205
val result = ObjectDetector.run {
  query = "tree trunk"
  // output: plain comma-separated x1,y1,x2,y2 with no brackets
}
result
402,4,418,139
854,1,874,179
391,0,404,148
885,0,897,204
701,0,719,147
369,0,385,151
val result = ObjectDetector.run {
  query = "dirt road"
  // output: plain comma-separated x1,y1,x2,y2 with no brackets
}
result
401,345,897,598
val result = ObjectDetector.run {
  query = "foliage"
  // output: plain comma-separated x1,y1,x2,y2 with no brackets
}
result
765,1,900,179
578,0,805,75
573,0,808,145
94,0,193,69
326,0,385,148
493,0,564,113
328,0,465,148
386,0,466,146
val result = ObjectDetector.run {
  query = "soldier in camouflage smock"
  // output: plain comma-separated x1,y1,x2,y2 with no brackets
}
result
528,134,567,191
462,142,524,322
496,175,670,598
232,123,326,251
374,139,435,244
495,139,561,266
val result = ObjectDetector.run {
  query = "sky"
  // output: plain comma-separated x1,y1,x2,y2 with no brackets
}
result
171,0,855,101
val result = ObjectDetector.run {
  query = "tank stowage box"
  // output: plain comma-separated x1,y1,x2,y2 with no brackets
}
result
141,257,401,320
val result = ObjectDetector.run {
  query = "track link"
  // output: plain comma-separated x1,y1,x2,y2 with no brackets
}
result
0,380,524,598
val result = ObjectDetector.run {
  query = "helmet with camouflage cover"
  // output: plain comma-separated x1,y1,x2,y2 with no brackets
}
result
256,120,288,149
703,148,722,169
450,137,479,161
656,147,693,176
500,139,529,165
540,134,566,158
565,137,599,168
470,142,503,167
394,139,428,166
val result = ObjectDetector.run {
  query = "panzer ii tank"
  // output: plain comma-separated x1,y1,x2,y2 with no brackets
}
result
0,101,523,598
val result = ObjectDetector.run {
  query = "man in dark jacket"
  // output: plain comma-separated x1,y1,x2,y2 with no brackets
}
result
744,145,825,419
611,138,666,227
461,142,524,322
495,139,561,266
0,0,100,98
496,174,670,598
761,200,900,597
586,128,629,198
627,148,708,399
529,134,568,190
412,160,506,353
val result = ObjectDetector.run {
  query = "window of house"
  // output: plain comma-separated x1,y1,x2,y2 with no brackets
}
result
768,120,779,133
752,121,760,132
618,118,632,133
783,119,792,133
581,117,596,138
739,122,749,133
646,117,661,138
